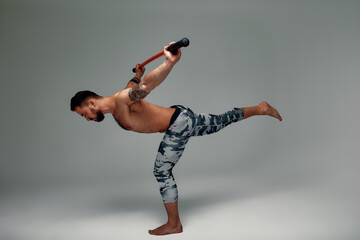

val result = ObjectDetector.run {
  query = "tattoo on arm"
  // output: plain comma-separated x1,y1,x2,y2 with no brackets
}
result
128,83,149,101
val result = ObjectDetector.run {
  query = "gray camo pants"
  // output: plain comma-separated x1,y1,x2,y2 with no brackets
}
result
153,105,244,203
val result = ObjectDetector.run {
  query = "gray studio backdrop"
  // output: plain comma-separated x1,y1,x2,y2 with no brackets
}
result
1,0,359,240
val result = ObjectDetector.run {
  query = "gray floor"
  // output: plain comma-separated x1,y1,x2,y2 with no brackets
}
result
1,176,359,240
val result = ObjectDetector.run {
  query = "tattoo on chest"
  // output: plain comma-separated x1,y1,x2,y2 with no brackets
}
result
129,84,148,101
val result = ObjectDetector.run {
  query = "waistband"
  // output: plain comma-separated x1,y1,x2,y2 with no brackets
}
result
169,105,184,127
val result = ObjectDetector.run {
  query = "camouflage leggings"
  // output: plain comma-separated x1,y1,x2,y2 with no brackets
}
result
153,105,244,203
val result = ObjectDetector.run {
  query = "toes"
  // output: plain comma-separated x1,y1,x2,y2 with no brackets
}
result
149,229,159,235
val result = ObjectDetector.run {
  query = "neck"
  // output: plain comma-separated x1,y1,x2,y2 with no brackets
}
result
96,97,115,115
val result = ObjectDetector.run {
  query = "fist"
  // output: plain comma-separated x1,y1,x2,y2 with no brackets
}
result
164,42,181,64
134,64,146,78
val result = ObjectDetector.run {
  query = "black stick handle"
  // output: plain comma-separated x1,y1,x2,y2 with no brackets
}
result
167,37,190,54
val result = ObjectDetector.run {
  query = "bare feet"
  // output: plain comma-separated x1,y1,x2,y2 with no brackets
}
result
258,101,283,121
148,222,183,236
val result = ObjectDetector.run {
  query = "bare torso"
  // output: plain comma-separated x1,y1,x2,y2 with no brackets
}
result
111,90,176,133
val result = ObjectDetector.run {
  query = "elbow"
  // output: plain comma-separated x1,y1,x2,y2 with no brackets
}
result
129,83,151,102
140,82,153,94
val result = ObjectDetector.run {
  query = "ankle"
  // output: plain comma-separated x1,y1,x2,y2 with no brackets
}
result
167,219,181,227
257,102,267,115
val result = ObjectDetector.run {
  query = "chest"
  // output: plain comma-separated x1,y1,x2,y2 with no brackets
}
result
112,114,132,130
112,100,147,130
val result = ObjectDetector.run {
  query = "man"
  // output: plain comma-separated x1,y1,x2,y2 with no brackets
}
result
70,42,282,236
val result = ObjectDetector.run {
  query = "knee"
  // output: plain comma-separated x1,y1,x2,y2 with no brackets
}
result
153,166,178,203
153,166,170,180
153,161,175,179
153,167,161,178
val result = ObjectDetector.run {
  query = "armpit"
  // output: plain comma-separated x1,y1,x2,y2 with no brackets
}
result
128,83,149,102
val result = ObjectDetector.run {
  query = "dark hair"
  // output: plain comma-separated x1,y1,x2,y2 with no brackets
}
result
70,90,102,111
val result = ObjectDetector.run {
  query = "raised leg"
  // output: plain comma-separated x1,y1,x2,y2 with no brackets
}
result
191,107,244,136
242,101,282,121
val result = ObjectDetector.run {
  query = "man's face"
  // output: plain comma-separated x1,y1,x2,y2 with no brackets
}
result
75,105,105,122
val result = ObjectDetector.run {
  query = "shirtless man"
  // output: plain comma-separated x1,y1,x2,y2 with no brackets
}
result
70,42,282,236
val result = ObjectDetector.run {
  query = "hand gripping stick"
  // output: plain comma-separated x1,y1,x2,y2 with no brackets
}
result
132,37,190,73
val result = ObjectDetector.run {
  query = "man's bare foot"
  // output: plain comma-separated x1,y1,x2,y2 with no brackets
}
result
148,222,183,236
258,101,283,121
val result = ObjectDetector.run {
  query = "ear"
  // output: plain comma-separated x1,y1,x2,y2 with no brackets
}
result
87,99,96,108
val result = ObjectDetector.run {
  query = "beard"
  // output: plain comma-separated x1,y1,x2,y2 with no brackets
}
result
96,111,105,122
91,108,105,122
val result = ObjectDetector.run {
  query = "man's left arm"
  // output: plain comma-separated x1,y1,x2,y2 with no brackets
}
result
124,64,145,89
125,42,181,103
136,43,181,95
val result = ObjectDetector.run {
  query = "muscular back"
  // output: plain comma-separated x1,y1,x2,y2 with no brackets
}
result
112,89,175,133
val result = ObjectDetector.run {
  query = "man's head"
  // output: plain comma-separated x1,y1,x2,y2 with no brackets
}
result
70,90,105,122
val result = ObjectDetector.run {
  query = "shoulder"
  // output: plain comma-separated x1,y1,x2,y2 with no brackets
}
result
113,89,133,106
112,90,131,119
